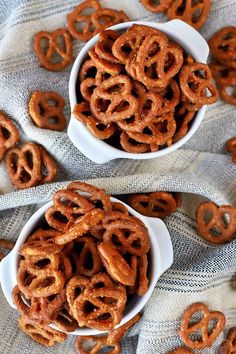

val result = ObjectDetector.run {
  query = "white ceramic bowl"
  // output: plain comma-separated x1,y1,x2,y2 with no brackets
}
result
68,20,209,164
0,196,173,336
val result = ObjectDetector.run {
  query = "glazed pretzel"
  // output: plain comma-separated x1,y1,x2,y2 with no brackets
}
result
196,202,236,244
18,316,67,346
5,142,42,189
179,63,218,105
17,259,65,298
179,303,225,349
209,26,236,68
67,0,101,41
75,335,121,354
0,239,15,261
0,113,19,161
219,327,236,354
29,91,66,131
134,33,183,89
90,75,139,123
167,0,211,30
141,0,172,13
127,191,178,218
34,28,73,71
226,137,236,164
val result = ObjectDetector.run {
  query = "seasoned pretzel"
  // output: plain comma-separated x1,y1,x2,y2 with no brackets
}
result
226,137,236,164
79,59,99,82
107,312,142,344
128,192,178,218
5,142,42,189
209,27,236,68
90,75,139,123
167,0,211,30
179,63,218,105
67,0,101,41
0,238,15,261
73,102,116,140
17,259,65,298
0,113,19,161
29,91,66,131
196,202,236,244
127,112,176,146
34,28,73,71
218,77,236,106
98,242,137,286
134,34,183,89
73,236,102,276
95,30,121,65
103,218,150,256
219,327,236,354
45,205,74,232
88,47,122,76
53,189,95,218
19,229,62,256
179,302,225,349
141,0,172,13
67,181,112,212
24,253,61,272
72,284,126,330
80,78,97,102
167,348,194,354
38,145,58,184
55,209,104,245
75,335,121,354
18,316,67,346
66,275,90,309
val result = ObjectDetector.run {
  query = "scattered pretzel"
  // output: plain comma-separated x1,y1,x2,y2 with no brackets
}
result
209,27,236,68
179,63,218,105
196,202,236,244
167,0,211,30
0,113,19,161
75,335,121,354
127,191,178,218
34,28,73,71
29,91,66,131
226,137,236,164
218,77,236,106
179,302,225,349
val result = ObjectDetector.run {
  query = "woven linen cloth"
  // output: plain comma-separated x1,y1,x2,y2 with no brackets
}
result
0,0,236,353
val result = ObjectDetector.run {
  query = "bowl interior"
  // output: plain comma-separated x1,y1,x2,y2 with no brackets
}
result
9,195,160,335
68,20,207,161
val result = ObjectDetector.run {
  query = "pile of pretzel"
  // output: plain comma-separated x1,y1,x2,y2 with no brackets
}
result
12,181,150,347
73,24,218,153
140,0,211,30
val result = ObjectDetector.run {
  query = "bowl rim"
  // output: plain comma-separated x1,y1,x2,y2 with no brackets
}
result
68,20,208,162
0,195,172,336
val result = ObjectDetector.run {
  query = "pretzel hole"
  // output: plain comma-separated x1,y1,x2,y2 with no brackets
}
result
176,0,186,15
124,116,135,124
74,20,96,34
221,212,231,229
52,211,69,224
96,123,108,131
40,277,56,288
121,43,133,55
10,153,19,172
218,44,229,53
152,202,167,212
93,281,106,289
145,63,158,79
83,251,94,270
111,234,122,246
23,272,37,286
1,126,11,139
34,258,51,269
85,66,97,78
164,53,176,72
40,38,50,55
131,239,141,249
99,296,117,305
107,83,125,94
148,42,161,57
48,117,59,124
98,99,111,112
25,150,34,169
207,318,218,335
83,300,98,314
155,120,169,133
19,169,31,183
113,101,130,113
97,15,115,26
74,286,84,298
224,85,236,98
143,127,153,135
97,312,112,321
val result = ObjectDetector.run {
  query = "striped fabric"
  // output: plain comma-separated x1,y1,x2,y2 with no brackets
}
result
0,1,236,353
